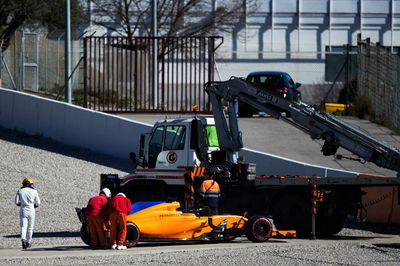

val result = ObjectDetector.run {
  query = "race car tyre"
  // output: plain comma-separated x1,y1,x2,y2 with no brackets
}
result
125,222,140,247
245,216,272,242
80,223,91,246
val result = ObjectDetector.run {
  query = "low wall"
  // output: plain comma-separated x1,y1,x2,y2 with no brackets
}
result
0,87,357,178
240,148,357,178
0,88,150,160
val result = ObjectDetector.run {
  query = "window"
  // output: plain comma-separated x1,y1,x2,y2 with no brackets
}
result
286,74,295,86
148,126,165,168
204,125,219,147
248,74,284,87
164,126,186,150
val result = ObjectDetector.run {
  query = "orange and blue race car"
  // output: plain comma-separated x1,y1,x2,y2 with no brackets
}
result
76,201,273,247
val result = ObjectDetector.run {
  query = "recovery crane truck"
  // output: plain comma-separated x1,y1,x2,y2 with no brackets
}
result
101,77,400,237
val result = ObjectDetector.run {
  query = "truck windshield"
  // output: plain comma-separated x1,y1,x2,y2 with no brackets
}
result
204,125,219,147
148,126,165,168
164,126,186,150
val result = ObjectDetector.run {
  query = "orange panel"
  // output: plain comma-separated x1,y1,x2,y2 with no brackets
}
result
362,186,400,225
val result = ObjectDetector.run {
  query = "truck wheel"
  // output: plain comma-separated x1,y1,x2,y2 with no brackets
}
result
272,193,311,237
125,222,140,247
317,210,346,236
80,223,91,246
245,216,272,242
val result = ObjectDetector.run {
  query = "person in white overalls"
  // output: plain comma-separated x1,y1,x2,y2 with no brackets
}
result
15,177,41,249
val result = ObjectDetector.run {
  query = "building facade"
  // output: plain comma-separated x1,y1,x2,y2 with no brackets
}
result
216,0,399,84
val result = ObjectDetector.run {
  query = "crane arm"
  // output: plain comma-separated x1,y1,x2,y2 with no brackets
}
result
205,77,400,176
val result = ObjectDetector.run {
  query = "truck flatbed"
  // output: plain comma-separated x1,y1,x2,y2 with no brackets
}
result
254,174,400,187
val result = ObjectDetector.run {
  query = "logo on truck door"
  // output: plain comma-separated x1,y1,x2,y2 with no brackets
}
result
166,152,178,164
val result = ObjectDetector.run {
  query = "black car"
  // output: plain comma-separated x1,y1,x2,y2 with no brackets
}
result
238,71,301,117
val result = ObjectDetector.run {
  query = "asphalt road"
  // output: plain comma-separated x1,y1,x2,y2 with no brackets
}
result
1,230,400,265
119,113,400,177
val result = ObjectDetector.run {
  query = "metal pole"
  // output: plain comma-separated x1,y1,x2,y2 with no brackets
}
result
345,44,350,105
65,0,72,103
21,31,25,89
83,38,88,108
310,183,317,240
152,0,158,109
35,33,39,91
0,40,3,88
45,33,48,91
2,56,17,90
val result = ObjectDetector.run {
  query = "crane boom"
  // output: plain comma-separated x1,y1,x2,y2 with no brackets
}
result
205,77,400,176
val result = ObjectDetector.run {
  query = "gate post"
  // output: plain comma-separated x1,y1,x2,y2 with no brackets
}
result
207,37,215,83
83,37,88,108
152,38,158,109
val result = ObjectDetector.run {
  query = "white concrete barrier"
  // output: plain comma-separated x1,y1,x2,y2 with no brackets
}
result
240,148,357,178
0,88,151,160
0,87,357,177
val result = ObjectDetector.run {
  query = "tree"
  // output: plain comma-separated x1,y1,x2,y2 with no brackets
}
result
90,0,256,40
0,0,83,53
0,0,83,87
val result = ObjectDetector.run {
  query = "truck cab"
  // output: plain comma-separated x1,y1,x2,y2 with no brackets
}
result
139,116,220,169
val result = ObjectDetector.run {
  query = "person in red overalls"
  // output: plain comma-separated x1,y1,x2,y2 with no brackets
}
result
109,192,132,250
85,188,111,248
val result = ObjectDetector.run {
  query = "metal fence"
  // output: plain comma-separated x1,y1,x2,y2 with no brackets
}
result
357,37,400,131
1,30,82,94
84,36,223,113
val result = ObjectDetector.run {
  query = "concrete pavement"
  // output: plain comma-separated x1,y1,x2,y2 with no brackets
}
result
118,113,400,177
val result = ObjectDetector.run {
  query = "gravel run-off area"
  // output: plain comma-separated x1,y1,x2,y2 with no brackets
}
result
0,128,131,249
1,127,400,265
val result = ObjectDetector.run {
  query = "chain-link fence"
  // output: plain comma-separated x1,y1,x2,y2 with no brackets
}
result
358,37,400,131
1,30,82,98
4,29,399,119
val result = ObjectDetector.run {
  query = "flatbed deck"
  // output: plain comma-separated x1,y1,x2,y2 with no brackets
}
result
254,175,400,187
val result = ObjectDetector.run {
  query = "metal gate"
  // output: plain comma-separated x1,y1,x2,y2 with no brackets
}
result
83,36,223,113
21,32,39,91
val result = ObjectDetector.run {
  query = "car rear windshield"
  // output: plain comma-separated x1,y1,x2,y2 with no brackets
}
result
247,74,284,87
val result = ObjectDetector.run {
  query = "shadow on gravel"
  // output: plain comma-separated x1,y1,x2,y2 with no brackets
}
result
19,239,288,252
134,239,287,248
27,246,90,252
317,235,375,241
374,243,400,250
345,222,400,235
4,231,80,238
0,128,133,173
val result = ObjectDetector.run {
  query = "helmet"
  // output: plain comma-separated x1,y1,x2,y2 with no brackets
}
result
100,188,111,199
116,192,126,197
22,177,34,185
